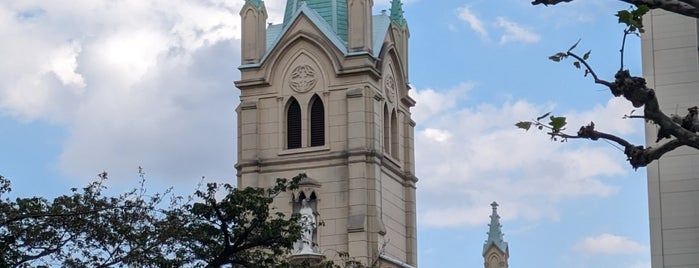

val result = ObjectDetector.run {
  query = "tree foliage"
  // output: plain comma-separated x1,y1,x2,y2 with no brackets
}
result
518,2,699,169
0,171,172,267
0,172,374,267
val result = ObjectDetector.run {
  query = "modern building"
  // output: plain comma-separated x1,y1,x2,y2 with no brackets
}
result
482,202,509,268
234,0,417,267
642,9,699,268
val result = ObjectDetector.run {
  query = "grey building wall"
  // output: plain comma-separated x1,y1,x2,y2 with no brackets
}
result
642,9,699,268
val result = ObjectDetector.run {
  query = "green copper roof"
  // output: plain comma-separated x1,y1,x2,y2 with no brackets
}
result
244,0,263,9
483,202,509,255
240,1,404,69
389,0,406,27
283,0,348,42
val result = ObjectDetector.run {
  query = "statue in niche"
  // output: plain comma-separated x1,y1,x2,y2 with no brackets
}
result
296,198,317,254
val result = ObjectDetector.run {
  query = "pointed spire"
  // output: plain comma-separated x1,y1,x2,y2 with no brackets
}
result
483,201,508,255
389,0,407,27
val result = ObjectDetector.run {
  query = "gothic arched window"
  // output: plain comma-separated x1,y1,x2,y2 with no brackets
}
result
391,109,398,158
309,95,325,147
383,105,390,153
287,98,302,149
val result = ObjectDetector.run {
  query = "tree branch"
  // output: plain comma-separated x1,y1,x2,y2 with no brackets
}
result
532,0,699,19
567,52,614,88
1,205,142,226
552,121,695,169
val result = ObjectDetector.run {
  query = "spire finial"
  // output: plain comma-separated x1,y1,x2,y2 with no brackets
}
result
244,0,263,9
389,0,407,27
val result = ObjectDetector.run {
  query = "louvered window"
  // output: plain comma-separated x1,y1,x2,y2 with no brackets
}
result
310,96,325,147
391,110,398,158
287,99,302,149
383,105,390,152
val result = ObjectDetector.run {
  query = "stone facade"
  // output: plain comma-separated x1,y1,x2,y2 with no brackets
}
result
642,10,699,268
235,1,417,267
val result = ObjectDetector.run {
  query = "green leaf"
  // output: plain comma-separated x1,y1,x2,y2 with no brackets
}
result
537,112,551,121
616,10,631,25
548,52,567,62
567,39,581,52
583,50,591,60
634,5,650,17
548,116,567,132
573,61,581,69
515,121,532,131
617,5,649,33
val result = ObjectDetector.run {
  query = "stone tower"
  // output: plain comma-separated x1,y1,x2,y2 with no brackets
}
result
235,0,417,267
483,202,508,268
641,10,699,268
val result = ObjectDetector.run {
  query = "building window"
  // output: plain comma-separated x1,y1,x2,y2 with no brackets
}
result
287,98,302,149
309,95,325,147
383,105,390,153
391,109,398,158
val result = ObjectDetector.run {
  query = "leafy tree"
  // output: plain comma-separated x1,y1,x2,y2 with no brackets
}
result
0,172,382,268
0,171,170,267
166,176,303,267
517,1,699,169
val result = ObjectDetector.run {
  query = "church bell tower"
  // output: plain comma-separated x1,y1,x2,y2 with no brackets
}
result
235,0,417,267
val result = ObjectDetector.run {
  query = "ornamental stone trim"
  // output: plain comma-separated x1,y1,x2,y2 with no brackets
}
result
385,75,396,103
289,65,317,93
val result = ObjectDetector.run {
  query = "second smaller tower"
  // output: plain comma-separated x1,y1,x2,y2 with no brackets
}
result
483,202,509,268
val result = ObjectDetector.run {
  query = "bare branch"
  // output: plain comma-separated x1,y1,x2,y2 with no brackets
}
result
532,0,699,19
566,52,614,88
551,121,695,169
1,205,142,226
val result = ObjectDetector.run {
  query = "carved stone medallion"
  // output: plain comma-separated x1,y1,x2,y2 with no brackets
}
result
289,65,317,93
384,75,396,103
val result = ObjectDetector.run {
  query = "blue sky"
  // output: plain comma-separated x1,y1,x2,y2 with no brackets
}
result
0,0,652,267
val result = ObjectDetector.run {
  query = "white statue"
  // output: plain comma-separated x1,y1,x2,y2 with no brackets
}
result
296,199,316,254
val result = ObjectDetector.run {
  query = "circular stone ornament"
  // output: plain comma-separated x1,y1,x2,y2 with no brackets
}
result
289,65,317,93
384,75,397,103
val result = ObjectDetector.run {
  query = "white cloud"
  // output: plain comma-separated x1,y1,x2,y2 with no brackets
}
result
495,17,540,44
412,85,637,228
423,128,452,143
409,82,473,123
575,233,648,255
456,6,489,40
565,97,640,136
49,42,86,89
0,0,286,184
